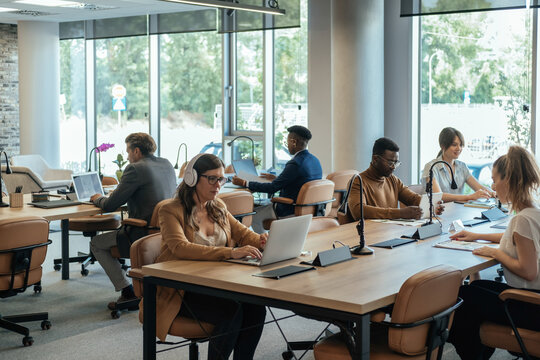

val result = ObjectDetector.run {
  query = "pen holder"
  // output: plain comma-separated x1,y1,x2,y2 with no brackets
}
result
9,193,23,208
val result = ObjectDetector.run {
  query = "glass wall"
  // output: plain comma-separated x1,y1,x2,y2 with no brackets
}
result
419,9,532,187
59,38,86,172
273,0,308,170
95,36,150,176
159,31,223,173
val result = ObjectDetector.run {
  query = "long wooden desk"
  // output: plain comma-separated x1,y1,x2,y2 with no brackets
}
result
141,203,504,359
0,194,104,279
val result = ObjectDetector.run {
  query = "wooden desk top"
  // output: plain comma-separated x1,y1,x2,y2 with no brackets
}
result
142,203,503,315
0,194,103,221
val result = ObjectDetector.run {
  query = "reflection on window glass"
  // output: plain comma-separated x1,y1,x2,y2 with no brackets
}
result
160,32,222,173
274,0,308,170
420,10,532,186
59,39,86,172
95,36,149,176
236,31,263,131
229,139,262,168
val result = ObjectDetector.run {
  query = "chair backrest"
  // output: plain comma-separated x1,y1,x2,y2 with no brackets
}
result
178,161,188,178
217,191,254,227
326,170,359,210
388,265,462,356
308,217,339,233
294,179,335,217
148,199,169,230
130,233,162,298
0,216,50,295
11,155,49,178
102,176,118,186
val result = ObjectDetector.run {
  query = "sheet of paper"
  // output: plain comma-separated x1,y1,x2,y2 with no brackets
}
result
434,240,498,252
370,219,427,227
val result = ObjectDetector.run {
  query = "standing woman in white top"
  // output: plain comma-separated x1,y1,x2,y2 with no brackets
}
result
422,127,495,202
447,146,540,360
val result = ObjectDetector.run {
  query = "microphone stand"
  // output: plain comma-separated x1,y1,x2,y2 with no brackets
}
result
417,160,457,238
174,143,187,170
227,136,255,162
0,151,13,207
350,174,374,255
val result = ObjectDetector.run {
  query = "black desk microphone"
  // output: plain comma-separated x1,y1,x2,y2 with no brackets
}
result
350,174,374,255
0,151,13,208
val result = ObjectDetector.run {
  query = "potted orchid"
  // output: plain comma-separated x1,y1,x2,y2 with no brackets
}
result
113,153,128,181
88,143,115,179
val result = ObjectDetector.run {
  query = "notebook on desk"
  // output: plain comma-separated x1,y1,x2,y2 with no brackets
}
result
30,199,82,208
71,172,104,202
227,214,312,266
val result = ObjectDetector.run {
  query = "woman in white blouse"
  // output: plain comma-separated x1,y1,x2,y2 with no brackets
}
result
448,146,540,360
422,127,495,203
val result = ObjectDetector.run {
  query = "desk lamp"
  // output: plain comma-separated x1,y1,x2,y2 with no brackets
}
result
350,174,374,255
422,160,457,236
227,136,255,162
174,143,188,170
0,151,13,207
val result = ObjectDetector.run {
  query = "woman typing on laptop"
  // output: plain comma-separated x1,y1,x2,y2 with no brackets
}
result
152,153,267,360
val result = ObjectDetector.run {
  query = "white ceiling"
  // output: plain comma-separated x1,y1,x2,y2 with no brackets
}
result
0,0,200,24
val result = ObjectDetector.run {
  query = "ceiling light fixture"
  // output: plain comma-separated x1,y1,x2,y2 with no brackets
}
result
160,0,286,16
0,7,16,12
15,0,82,7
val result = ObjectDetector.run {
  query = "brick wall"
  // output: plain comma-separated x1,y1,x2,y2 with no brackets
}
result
0,24,19,156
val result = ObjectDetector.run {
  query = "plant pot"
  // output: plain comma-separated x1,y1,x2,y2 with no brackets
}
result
116,170,123,182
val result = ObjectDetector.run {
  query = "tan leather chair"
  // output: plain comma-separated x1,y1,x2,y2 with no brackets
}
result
0,216,52,346
109,199,168,318
263,179,335,230
218,191,256,227
308,217,339,233
54,176,122,276
313,265,463,360
326,170,359,219
480,289,540,359
129,233,214,359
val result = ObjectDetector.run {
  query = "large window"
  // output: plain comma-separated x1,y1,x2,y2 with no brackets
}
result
159,31,223,172
59,39,86,172
273,0,308,170
419,9,532,186
95,36,150,175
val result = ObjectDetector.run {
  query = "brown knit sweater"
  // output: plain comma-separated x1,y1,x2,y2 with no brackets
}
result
348,165,421,219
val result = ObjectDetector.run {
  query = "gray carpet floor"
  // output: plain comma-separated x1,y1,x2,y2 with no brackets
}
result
0,221,517,359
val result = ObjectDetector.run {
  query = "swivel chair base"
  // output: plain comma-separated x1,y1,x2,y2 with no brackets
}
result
0,312,51,346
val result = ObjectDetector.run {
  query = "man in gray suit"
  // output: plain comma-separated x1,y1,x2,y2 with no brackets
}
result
90,132,176,309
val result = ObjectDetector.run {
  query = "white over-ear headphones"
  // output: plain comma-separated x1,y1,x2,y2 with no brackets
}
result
183,153,206,187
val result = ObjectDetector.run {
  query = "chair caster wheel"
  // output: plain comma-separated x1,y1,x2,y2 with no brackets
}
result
23,336,34,346
34,285,42,293
41,320,52,330
54,264,61,271
282,350,294,360
111,310,120,319
81,268,89,276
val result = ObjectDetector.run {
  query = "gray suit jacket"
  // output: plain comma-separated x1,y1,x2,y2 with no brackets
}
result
93,155,176,223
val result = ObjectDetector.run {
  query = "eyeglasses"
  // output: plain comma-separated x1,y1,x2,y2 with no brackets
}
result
376,155,401,168
200,174,228,186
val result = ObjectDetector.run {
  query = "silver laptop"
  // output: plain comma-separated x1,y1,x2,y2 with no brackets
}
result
71,172,104,202
232,159,272,184
227,214,312,266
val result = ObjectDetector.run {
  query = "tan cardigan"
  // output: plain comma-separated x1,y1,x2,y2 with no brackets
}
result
140,198,262,341
348,165,421,220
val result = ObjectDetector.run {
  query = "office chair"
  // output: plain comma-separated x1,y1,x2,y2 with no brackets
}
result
480,289,540,360
129,233,214,360
217,191,256,227
53,176,122,276
326,170,359,219
308,217,339,233
263,179,335,230
0,216,52,346
109,199,168,319
313,265,463,360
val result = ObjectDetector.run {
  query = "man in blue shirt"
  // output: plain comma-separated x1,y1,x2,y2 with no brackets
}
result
232,125,322,232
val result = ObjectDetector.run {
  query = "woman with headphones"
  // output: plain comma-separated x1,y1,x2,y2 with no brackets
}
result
152,153,267,360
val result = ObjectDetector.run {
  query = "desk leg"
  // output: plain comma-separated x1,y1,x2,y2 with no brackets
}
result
61,219,70,280
143,278,157,360
353,314,370,360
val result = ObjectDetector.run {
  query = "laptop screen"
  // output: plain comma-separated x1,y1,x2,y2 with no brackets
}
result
232,159,258,176
71,172,104,202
